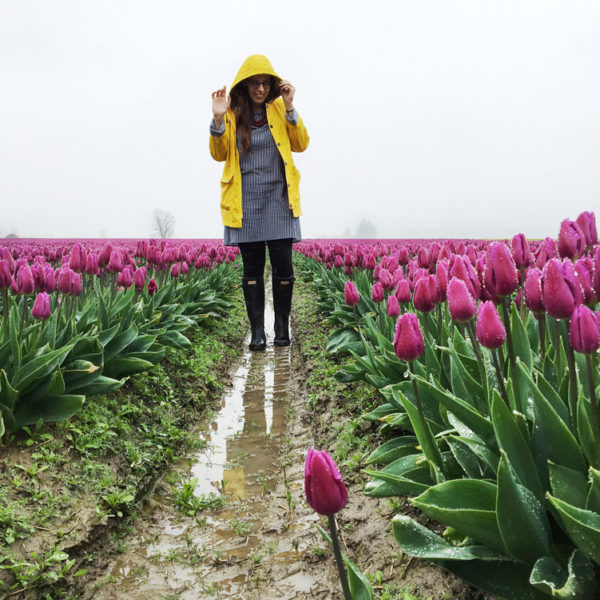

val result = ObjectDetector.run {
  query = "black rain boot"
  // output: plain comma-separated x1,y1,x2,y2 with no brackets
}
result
242,277,266,351
273,275,294,346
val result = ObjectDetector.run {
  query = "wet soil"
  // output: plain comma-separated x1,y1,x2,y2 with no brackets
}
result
78,297,491,600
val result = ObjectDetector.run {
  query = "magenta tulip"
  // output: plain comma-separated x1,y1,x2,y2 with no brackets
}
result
569,305,600,354
371,282,384,303
476,301,506,349
576,211,598,248
69,243,85,273
0,260,11,289
133,267,146,292
413,275,438,313
379,268,394,291
395,279,412,304
542,259,582,319
511,233,533,269
344,281,360,306
393,313,425,361
447,277,477,322
484,242,519,298
16,265,35,295
304,449,348,516
387,294,400,317
147,278,158,295
558,219,586,260
524,267,545,316
32,292,51,320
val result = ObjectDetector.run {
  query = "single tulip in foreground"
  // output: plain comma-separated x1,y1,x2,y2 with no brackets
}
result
393,313,425,362
305,449,351,600
344,281,359,306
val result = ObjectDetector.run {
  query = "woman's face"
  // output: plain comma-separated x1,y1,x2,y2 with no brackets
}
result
245,74,272,106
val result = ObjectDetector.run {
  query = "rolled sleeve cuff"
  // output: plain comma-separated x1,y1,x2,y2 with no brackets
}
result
285,108,298,125
210,119,225,136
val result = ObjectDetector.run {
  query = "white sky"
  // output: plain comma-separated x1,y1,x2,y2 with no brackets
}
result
1,0,599,240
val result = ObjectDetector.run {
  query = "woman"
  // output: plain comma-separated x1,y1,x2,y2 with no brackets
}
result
209,55,309,350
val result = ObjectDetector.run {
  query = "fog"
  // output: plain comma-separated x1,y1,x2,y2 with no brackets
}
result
1,0,599,241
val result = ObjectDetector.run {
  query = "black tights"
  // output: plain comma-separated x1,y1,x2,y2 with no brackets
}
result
238,239,294,279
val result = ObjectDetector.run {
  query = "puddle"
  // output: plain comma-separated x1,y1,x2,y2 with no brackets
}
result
93,300,320,599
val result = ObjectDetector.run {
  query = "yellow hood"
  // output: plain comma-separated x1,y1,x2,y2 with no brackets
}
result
230,55,281,93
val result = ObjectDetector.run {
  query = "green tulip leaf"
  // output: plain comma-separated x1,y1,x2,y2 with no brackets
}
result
364,436,418,466
529,550,596,599
549,462,588,509
412,479,504,551
586,468,600,514
576,393,597,467
0,369,18,412
446,437,486,478
491,390,543,501
447,433,500,475
104,326,139,362
364,454,432,497
547,494,600,566
497,452,551,564
102,357,153,380
14,344,74,395
511,303,532,371
15,394,85,428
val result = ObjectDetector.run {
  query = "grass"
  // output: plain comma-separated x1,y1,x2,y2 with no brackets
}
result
0,287,248,598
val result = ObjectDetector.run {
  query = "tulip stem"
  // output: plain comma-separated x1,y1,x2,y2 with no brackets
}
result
563,319,579,431
491,349,509,406
551,317,563,384
466,320,489,412
501,298,521,412
327,515,352,600
1,288,8,339
422,315,430,378
538,315,546,364
409,361,426,422
585,353,600,467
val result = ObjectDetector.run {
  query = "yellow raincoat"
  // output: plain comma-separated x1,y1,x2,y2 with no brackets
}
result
209,55,310,228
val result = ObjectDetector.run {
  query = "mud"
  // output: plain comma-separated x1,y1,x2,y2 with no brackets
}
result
76,298,490,600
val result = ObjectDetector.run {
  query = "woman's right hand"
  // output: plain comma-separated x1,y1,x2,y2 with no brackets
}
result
211,86,230,121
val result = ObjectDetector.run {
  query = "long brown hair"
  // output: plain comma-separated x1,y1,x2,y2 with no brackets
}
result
230,76,280,157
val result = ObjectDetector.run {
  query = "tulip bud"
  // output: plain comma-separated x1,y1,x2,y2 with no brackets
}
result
524,267,545,316
393,313,425,361
32,292,51,320
535,237,559,269
395,279,412,304
542,258,582,319
133,267,146,292
511,233,533,269
558,219,586,260
484,242,519,298
476,301,506,349
98,242,113,269
16,265,35,295
69,243,85,273
569,305,600,354
371,282,384,303
387,294,400,317
379,269,394,291
447,277,477,322
117,266,133,288
304,449,348,516
576,211,598,248
344,281,359,306
107,249,124,273
413,275,438,313
147,278,158,295
574,259,597,307
436,261,448,302
0,260,11,289
84,253,99,276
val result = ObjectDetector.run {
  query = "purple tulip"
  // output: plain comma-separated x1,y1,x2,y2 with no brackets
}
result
569,305,600,354
44,266,56,293
558,219,586,260
447,277,477,322
395,279,412,304
542,258,582,319
511,233,532,269
107,249,124,273
393,313,425,361
147,278,158,295
436,261,448,302
535,237,559,269
32,292,51,320
16,265,35,295
387,294,400,317
524,267,545,316
56,267,74,295
344,281,360,307
476,301,506,349
133,267,146,292
413,275,438,313
484,242,519,298
576,211,598,248
371,282,384,303
450,255,481,300
84,253,99,276
574,259,597,307
379,268,394,291
98,242,113,269
304,449,348,516
117,266,133,288
69,243,85,273
0,260,11,289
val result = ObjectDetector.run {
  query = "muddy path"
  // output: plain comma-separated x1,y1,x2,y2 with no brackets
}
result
78,292,489,600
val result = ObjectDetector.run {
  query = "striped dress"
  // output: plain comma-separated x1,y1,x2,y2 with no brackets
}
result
211,111,302,246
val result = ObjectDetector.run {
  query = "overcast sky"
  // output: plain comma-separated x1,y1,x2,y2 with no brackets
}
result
1,0,599,241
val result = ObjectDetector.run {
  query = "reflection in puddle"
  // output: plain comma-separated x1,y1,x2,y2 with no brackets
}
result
100,301,318,598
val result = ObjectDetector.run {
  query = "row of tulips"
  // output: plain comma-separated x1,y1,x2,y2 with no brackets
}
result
296,211,600,599
0,239,239,440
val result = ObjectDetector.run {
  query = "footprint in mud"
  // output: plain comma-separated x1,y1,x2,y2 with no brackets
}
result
85,304,328,599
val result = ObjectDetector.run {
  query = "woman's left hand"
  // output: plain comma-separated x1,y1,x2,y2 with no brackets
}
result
279,79,295,110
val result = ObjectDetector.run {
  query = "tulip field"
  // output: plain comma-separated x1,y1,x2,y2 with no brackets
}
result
294,211,600,600
1,211,600,599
